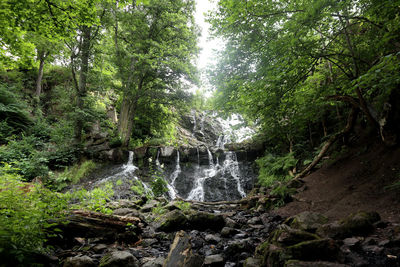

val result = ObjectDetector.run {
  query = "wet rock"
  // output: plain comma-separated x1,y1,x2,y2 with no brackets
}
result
203,254,224,266
225,217,238,228
161,147,175,157
164,231,203,267
342,237,361,247
92,244,107,253
205,234,222,244
113,208,138,216
221,227,238,237
63,255,96,267
142,238,158,247
141,257,164,267
317,211,381,239
287,211,328,232
243,257,262,267
285,260,350,267
140,200,160,213
248,217,261,225
187,211,225,231
154,210,187,232
99,251,138,267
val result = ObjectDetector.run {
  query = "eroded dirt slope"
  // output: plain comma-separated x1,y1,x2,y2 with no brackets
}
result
275,142,400,223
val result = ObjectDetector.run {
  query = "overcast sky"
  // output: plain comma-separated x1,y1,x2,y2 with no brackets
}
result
193,0,223,94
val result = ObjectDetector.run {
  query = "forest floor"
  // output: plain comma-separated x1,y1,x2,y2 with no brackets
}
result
275,138,400,223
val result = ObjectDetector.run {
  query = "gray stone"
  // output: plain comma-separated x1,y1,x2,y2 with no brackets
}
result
142,257,164,267
221,227,237,237
248,217,262,225
113,208,137,216
63,255,96,267
203,254,224,266
288,211,328,232
342,237,360,247
164,231,203,267
99,251,138,267
205,234,222,244
142,238,158,247
161,147,175,157
92,244,107,253
154,209,188,232
140,200,160,213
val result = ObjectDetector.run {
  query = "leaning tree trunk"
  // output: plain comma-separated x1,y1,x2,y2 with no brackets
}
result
295,107,359,179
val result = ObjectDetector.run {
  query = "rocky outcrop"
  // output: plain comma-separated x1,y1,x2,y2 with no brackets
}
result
164,231,203,267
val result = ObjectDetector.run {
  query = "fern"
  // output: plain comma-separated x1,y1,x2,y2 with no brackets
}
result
256,152,298,187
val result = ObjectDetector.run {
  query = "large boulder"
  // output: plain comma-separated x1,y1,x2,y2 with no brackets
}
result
154,210,188,232
317,211,381,239
164,231,203,267
286,212,329,233
256,226,339,266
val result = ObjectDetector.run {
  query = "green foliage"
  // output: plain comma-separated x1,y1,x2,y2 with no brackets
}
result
50,160,97,191
0,83,33,138
68,183,114,214
0,164,69,264
174,200,191,212
256,153,298,187
269,185,297,208
151,177,168,198
130,179,145,196
0,135,49,180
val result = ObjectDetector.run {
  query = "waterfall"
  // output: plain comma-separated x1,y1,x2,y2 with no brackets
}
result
191,110,197,135
223,151,246,198
167,151,180,199
90,151,152,198
207,147,214,168
199,113,205,135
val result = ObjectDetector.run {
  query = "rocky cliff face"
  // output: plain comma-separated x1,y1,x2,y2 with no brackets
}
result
81,110,264,202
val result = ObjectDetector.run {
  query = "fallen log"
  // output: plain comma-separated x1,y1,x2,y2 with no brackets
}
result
48,210,142,247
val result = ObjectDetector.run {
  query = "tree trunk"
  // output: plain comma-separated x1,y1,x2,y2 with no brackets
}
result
75,26,91,141
295,107,359,179
35,52,46,98
119,97,136,147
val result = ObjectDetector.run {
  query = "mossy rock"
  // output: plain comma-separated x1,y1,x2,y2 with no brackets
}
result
317,211,380,239
99,251,138,267
155,210,188,232
286,238,339,261
269,227,320,246
286,212,329,233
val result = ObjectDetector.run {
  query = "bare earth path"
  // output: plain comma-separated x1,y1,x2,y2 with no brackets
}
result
275,141,400,223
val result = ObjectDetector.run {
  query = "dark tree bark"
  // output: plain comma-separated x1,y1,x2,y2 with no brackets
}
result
75,26,91,141
35,51,47,99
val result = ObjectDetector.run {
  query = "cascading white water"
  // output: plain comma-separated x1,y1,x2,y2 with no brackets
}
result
91,151,152,198
223,151,246,198
166,151,180,199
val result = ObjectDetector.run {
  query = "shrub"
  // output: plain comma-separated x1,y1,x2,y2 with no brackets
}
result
49,160,97,191
256,152,298,187
0,164,69,265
